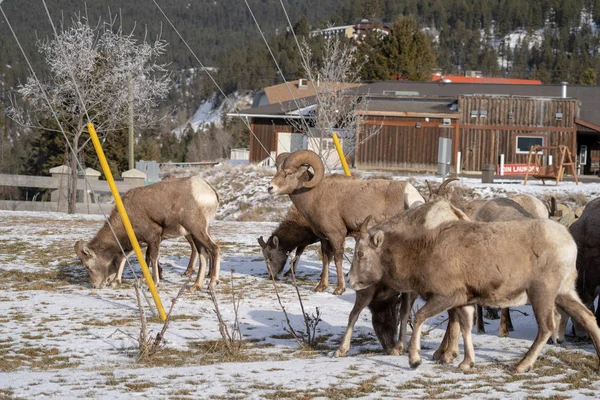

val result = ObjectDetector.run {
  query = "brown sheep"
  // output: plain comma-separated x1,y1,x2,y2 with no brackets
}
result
75,176,220,291
348,204,600,372
268,149,424,295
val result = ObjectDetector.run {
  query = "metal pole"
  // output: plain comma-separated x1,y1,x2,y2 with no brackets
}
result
87,122,166,321
128,72,134,170
333,132,351,176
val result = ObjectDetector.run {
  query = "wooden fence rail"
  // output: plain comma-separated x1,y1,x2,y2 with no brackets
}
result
0,173,143,214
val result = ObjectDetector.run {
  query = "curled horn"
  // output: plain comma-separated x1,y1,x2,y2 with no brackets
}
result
275,152,291,171
282,150,324,189
437,177,459,196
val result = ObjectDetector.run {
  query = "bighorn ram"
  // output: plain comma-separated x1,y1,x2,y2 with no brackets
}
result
335,199,469,358
349,204,600,372
569,197,600,334
268,150,424,294
75,176,220,291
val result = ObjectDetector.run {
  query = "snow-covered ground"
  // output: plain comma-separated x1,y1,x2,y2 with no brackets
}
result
1,170,600,399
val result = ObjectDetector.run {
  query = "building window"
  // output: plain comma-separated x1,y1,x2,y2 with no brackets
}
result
516,136,544,154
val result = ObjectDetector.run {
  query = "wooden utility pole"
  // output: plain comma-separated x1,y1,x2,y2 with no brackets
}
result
128,72,134,170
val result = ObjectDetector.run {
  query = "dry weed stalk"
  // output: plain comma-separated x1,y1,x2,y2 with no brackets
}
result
134,277,190,361
208,270,244,355
266,260,322,349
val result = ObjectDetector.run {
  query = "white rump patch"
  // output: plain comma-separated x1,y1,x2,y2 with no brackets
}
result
423,202,461,230
404,183,425,209
191,177,218,209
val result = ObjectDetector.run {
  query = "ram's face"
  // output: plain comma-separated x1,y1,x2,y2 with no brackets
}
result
268,166,309,195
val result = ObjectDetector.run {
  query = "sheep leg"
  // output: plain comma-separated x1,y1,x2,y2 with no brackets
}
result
110,253,129,288
188,228,220,291
334,286,375,357
285,245,305,277
476,305,485,334
553,305,569,344
183,234,198,277
511,286,556,373
499,308,513,337
433,308,461,364
408,294,463,369
555,290,600,372
390,292,417,355
145,241,161,287
315,241,333,292
455,305,476,371
330,238,346,295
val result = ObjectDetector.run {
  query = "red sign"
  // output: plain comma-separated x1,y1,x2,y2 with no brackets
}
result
497,164,539,175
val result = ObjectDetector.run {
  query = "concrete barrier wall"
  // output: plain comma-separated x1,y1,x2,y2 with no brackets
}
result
0,200,112,215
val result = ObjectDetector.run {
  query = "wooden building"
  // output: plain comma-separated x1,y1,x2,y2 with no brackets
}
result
234,80,600,175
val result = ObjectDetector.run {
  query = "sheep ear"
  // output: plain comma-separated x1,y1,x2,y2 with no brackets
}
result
360,216,373,235
257,236,267,249
74,240,94,259
295,165,310,177
273,236,280,249
371,230,384,248
450,205,471,221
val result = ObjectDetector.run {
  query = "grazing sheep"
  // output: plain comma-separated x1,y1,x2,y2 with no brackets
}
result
569,197,600,335
268,150,424,294
348,205,600,372
75,176,220,291
258,173,355,291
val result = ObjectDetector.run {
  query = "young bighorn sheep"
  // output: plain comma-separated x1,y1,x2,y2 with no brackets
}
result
569,197,600,335
428,178,551,337
258,205,334,289
334,199,469,358
268,149,424,294
74,176,220,291
349,205,600,372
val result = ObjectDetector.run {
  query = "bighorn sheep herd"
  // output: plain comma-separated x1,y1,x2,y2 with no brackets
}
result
74,149,600,373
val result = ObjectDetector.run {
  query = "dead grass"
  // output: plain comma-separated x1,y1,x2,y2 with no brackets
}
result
0,344,81,372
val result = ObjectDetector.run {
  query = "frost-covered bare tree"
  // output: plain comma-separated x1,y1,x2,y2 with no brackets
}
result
9,16,169,213
290,34,367,168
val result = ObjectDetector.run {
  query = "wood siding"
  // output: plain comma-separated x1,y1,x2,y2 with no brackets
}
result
356,116,455,170
249,118,293,163
356,96,579,171
457,96,578,171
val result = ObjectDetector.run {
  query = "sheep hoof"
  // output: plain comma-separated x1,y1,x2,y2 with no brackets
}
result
389,348,402,356
188,284,200,292
510,363,530,374
334,348,347,358
110,280,121,289
333,287,345,295
314,284,327,292
183,268,195,277
499,329,509,338
458,360,474,372
409,359,422,369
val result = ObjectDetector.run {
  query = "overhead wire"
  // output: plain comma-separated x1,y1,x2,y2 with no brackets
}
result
150,0,276,165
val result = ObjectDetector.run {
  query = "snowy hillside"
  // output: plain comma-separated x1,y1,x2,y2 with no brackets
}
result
172,92,254,136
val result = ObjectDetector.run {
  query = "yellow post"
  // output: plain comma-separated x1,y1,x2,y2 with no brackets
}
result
87,122,166,321
332,132,351,176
